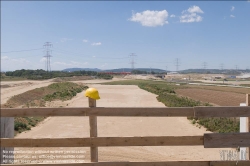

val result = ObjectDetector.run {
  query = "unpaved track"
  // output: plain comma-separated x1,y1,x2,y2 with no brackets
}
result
1,80,53,104
0,78,122,105
13,82,230,163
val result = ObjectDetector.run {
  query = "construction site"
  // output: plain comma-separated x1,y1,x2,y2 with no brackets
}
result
1,1,250,165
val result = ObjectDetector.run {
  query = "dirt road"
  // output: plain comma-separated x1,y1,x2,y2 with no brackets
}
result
0,78,121,105
1,80,53,104
13,82,230,163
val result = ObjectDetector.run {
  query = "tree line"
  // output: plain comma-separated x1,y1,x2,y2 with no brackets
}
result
5,69,113,80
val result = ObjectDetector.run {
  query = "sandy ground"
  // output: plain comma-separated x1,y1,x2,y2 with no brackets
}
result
0,78,122,105
7,80,232,163
1,80,53,104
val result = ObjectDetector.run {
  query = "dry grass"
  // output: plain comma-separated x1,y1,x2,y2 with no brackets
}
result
175,88,245,106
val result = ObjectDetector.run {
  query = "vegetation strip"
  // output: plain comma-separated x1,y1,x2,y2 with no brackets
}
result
3,69,113,80
2,82,88,134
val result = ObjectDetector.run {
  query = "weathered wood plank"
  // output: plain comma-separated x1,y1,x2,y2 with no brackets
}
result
204,133,250,148
88,98,98,162
0,107,194,117
0,117,14,164
247,94,250,160
0,136,204,147
0,161,209,166
2,161,250,166
195,106,250,117
210,161,250,166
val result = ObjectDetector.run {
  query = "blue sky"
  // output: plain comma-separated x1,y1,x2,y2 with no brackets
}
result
1,1,250,71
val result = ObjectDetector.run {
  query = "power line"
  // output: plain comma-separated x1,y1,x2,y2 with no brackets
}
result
53,49,129,60
1,48,43,53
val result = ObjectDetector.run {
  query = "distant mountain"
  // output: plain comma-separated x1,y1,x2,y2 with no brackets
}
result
103,68,167,73
62,68,101,72
61,68,167,73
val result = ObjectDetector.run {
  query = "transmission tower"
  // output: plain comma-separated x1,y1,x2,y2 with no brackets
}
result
43,42,53,72
129,53,136,70
220,63,224,70
235,65,238,71
175,58,180,72
203,62,207,69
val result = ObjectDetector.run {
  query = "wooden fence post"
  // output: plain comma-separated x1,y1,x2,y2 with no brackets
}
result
0,117,14,164
247,94,250,160
88,98,98,162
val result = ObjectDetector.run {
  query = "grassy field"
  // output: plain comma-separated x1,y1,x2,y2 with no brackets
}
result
2,82,88,134
1,76,27,81
103,80,240,133
240,84,250,87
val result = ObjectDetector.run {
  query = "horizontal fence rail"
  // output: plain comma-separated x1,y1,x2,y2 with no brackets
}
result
0,136,204,147
2,161,250,166
204,132,250,148
195,106,250,117
1,133,250,148
1,106,250,117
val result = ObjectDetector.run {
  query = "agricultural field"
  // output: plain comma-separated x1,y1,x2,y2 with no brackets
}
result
175,88,245,106
185,84,250,94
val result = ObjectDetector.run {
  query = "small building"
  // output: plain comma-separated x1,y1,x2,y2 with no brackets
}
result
228,76,236,79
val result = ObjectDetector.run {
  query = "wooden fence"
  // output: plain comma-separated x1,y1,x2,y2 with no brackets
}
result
1,95,250,166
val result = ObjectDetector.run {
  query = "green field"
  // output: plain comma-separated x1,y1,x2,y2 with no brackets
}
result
1,76,27,81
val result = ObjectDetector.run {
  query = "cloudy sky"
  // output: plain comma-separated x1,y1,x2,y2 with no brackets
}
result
1,1,250,71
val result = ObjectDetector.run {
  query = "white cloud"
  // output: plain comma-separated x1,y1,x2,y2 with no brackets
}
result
231,6,235,11
60,38,73,43
230,14,235,18
11,58,30,63
187,6,204,13
1,56,9,60
170,14,176,18
91,42,102,46
1,56,29,63
100,63,108,68
1,57,31,71
129,10,169,27
40,57,46,62
180,6,204,23
92,56,96,58
54,62,70,66
83,39,88,43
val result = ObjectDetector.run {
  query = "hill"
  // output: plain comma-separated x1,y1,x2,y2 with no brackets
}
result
62,68,101,72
